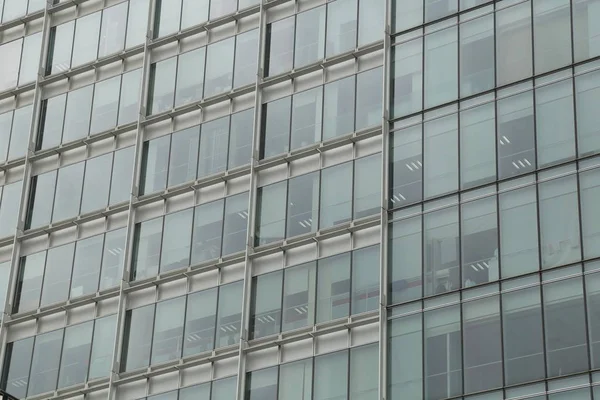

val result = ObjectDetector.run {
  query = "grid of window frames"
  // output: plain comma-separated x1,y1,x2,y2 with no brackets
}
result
120,280,243,372
25,146,135,229
255,153,381,246
260,67,383,159
131,192,248,281
45,0,150,75
37,69,142,150
0,314,117,398
139,108,253,194
249,245,380,340
244,343,378,400
12,227,126,314
135,376,237,400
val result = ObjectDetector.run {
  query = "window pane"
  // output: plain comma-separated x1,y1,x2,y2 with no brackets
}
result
496,3,533,86
49,22,74,75
352,245,379,314
544,271,589,376
122,305,154,371
141,135,170,195
168,127,200,187
131,218,162,280
180,383,211,400
250,271,283,339
228,108,253,169
52,162,85,222
234,29,258,88
461,195,498,287
0,39,22,91
14,252,45,313
533,0,571,74
354,154,381,219
350,344,378,400
295,6,326,68
63,85,93,143
314,351,348,400
255,182,286,246
126,0,150,48
573,0,600,62
98,2,127,58
58,321,93,389
81,153,112,214
279,358,312,400
209,0,236,20
90,75,121,135
389,215,422,304
282,262,316,332
502,278,545,385
499,183,539,278
183,288,217,356
70,234,103,298
155,0,182,38
425,303,462,399
175,48,205,107
424,206,460,295
535,77,576,167
266,17,294,76
88,314,117,380
320,162,352,229
581,167,600,259
151,296,185,364
539,172,581,269
204,38,234,98
28,329,64,396
291,87,322,151
246,367,278,400
356,67,382,131
426,0,457,21
198,116,229,178
390,124,422,207
148,57,177,114
110,146,135,205
223,192,248,256
576,69,600,157
99,228,127,290
424,113,458,198
2,0,26,22
460,14,494,97
323,76,355,140
424,26,458,108
326,0,357,57
460,102,495,189
71,12,101,67
0,261,9,318
463,294,502,393
181,0,209,30
3,338,34,398
40,243,74,307
317,253,351,323
38,95,66,151
0,180,22,238
28,171,56,229
8,105,32,161
497,90,535,179
287,172,319,238
261,97,291,158
118,69,142,126
191,199,224,263
160,209,192,273
215,281,242,348
388,312,422,399
0,111,11,162
19,32,42,85
391,38,423,118
393,0,423,33
212,376,237,400
358,0,384,46
586,270,600,368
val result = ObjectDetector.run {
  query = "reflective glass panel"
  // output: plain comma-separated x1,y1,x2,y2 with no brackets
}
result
250,271,283,339
317,253,351,323
90,75,121,135
320,162,352,229
57,321,93,389
14,252,45,313
148,57,176,114
198,116,229,178
282,262,316,332
28,329,64,396
222,192,248,256
255,182,286,246
80,153,112,214
354,154,381,218
323,76,355,140
295,6,326,68
40,242,75,307
3,337,34,398
204,38,234,98
71,12,101,67
215,281,243,348
98,2,128,58
234,29,259,88
89,314,118,380
287,172,319,238
291,86,322,151
168,127,199,187
99,228,127,290
70,234,103,298
160,208,192,273
131,217,162,280
266,17,294,76
326,0,357,57
314,351,348,400
52,162,85,222
63,85,93,143
191,199,224,263
151,296,185,364
175,48,205,107
183,288,217,356
122,304,154,371
279,358,313,400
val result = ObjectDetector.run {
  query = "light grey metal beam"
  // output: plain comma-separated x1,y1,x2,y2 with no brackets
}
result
235,0,267,397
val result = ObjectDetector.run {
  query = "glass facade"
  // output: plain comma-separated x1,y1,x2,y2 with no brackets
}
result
0,1,599,400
